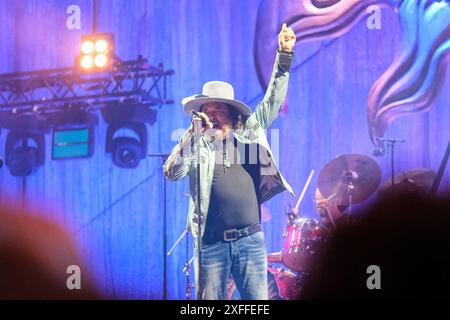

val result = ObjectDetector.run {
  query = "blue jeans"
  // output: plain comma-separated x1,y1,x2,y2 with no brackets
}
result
194,231,268,300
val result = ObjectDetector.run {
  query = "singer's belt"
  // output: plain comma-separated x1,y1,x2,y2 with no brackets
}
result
223,223,263,241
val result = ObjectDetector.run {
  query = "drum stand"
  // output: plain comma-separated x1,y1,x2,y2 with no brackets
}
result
345,170,355,217
375,137,405,189
386,138,405,189
430,137,450,194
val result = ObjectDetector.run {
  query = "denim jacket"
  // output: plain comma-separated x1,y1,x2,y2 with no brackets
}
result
163,51,295,239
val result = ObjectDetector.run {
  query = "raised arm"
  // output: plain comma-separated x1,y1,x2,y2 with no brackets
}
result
251,23,296,129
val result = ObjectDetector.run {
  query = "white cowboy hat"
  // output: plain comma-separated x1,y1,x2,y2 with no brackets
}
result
181,81,252,116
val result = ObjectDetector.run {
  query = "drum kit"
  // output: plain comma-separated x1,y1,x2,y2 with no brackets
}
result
171,152,437,300
227,153,383,300
231,139,447,300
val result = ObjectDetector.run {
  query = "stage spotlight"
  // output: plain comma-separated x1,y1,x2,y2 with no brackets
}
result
94,54,107,68
77,33,114,71
95,39,108,52
80,55,94,69
0,113,49,177
106,122,147,168
81,40,94,54
5,131,45,177
102,103,157,169
46,106,98,160
52,128,93,159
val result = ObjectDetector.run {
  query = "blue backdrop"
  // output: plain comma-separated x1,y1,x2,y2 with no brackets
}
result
0,0,449,299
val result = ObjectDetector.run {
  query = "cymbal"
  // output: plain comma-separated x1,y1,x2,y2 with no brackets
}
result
318,154,381,206
378,168,435,196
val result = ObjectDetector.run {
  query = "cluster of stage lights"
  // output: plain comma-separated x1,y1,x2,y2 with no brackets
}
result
78,33,114,70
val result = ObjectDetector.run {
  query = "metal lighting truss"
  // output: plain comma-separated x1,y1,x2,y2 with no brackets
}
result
0,56,174,116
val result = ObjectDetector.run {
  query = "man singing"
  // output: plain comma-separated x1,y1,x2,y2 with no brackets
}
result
163,23,296,300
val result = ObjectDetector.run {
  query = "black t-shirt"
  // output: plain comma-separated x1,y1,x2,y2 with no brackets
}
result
203,138,261,244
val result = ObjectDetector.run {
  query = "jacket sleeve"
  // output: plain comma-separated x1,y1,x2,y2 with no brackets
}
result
163,131,193,181
250,50,294,129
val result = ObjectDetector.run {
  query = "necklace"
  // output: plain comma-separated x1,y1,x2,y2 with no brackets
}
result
222,139,231,173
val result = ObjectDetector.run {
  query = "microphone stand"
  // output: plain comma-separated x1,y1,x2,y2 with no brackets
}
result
182,256,195,299
185,227,191,300
148,153,170,300
374,137,405,190
384,139,405,189
167,227,193,300
192,117,204,300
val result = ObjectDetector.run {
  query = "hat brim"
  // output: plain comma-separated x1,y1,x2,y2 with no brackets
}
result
182,97,252,116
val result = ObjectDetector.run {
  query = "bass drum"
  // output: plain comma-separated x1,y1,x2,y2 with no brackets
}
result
282,218,328,272
226,265,304,300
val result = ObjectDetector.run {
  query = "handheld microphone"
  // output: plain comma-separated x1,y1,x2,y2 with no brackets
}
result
190,110,205,134
190,110,202,118
190,110,209,128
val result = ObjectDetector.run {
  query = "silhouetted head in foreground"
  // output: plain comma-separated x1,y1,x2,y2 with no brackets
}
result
300,193,450,299
0,207,100,299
